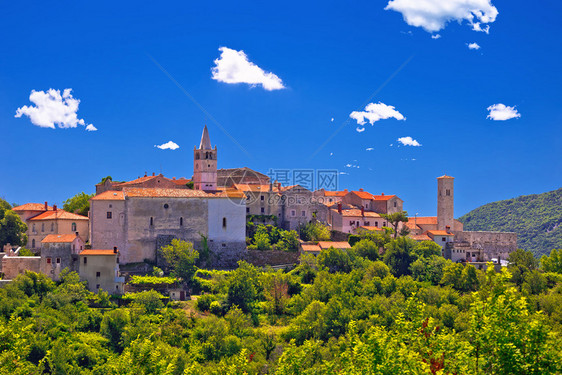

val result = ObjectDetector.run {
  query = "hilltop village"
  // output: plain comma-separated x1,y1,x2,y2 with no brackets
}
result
1,125,517,293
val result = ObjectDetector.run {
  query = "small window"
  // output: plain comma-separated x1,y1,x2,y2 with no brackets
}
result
375,221,378,227
71,222,76,231
291,210,296,217
164,204,169,209
32,224,36,232
109,204,112,208
51,223,55,232
301,211,306,217
446,189,451,196
180,217,183,226
96,284,100,289
394,201,397,208
46,257,52,264
261,195,264,201
261,207,265,214
246,207,250,213
96,271,101,277
41,223,45,232
116,285,119,290
150,217,153,226
222,217,227,228
442,237,446,241
56,258,61,264
32,239,36,248
364,221,370,226
84,257,87,264
107,212,112,219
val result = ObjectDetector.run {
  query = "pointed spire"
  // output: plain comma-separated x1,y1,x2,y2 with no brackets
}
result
199,125,212,150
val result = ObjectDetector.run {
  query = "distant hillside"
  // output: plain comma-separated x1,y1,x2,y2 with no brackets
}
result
459,188,562,258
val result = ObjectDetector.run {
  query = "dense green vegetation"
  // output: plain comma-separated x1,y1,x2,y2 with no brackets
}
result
247,224,300,251
0,198,27,248
1,233,562,374
63,192,95,217
459,188,562,257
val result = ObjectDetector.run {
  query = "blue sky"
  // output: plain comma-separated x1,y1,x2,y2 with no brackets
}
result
1,0,561,217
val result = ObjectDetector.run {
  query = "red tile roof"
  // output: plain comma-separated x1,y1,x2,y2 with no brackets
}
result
41,234,79,243
29,210,88,221
323,190,348,197
427,230,454,236
333,208,382,218
318,241,351,250
12,203,52,211
80,249,118,256
91,191,125,201
372,194,397,201
358,226,384,231
301,244,321,252
122,187,245,199
352,191,375,199
409,234,432,241
172,178,191,186
233,184,279,193
407,217,438,225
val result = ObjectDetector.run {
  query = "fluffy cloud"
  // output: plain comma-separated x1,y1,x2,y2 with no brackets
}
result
350,102,405,126
356,127,366,133
155,141,180,150
468,42,481,50
487,103,521,121
211,47,285,91
366,147,374,151
397,136,421,146
431,34,442,39
15,89,95,131
385,0,498,33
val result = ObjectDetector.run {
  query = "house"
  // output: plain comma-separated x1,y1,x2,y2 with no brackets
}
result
313,189,348,205
300,243,321,255
13,203,89,250
342,190,404,214
96,173,191,194
217,167,270,187
40,233,85,280
317,241,352,251
79,248,124,294
328,203,388,234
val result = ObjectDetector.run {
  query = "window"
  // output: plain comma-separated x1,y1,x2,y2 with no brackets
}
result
51,223,55,232
261,207,265,214
56,258,61,264
246,207,250,213
180,217,183,226
109,204,112,208
71,222,76,231
291,210,296,217
32,224,36,232
46,257,52,264
163,204,169,209
41,223,45,232
260,195,264,201
150,217,154,226
375,221,379,227
222,217,227,228
442,237,446,241
96,271,101,278
32,239,35,248
83,257,87,264
116,285,119,290
394,201,397,208
96,284,100,289
364,221,370,226
301,211,306,217
446,189,451,196
107,212,112,219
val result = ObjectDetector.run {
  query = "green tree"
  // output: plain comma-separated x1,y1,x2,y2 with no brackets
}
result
227,261,262,313
508,249,539,286
412,240,442,259
441,262,464,290
0,198,27,247
540,249,562,273
299,222,331,241
318,247,355,273
62,192,94,216
352,239,380,261
410,255,451,284
381,211,409,238
383,237,416,277
160,239,199,283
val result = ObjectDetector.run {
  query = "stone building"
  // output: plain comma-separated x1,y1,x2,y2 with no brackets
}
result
96,174,191,194
279,185,328,230
1,248,41,280
341,190,404,214
328,203,388,234
40,233,85,280
193,125,217,191
13,203,89,250
218,167,270,187
79,248,124,294
313,189,348,205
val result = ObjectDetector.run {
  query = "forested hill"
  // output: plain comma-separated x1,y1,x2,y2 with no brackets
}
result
459,188,562,257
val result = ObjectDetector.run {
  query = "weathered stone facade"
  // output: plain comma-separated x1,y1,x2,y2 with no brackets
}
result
40,234,84,280
2,255,41,280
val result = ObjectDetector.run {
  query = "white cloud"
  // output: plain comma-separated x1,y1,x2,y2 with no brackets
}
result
85,124,97,132
468,42,481,50
15,88,95,131
397,136,422,146
431,34,441,39
487,103,521,121
385,0,498,33
155,141,180,150
345,163,360,168
211,47,285,91
366,147,374,151
330,152,333,156
356,127,365,133
339,172,349,175
350,102,405,126
331,118,334,122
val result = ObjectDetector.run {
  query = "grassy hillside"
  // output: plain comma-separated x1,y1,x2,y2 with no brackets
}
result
459,188,562,258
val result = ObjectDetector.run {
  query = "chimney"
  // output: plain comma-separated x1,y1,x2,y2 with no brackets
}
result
446,225,451,234
361,207,365,216
44,201,48,211
173,177,176,180
359,188,364,192
337,202,342,214
75,231,79,237
344,189,348,192
113,246,118,254
152,172,155,176
381,192,385,196
53,204,57,211
277,182,281,190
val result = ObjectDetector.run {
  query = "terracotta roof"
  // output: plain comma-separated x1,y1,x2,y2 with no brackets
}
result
91,191,125,201
80,249,118,256
318,241,352,250
29,210,88,221
407,217,438,225
12,203,52,211
427,230,455,236
280,185,301,192
41,234,79,243
437,175,454,179
358,226,384,231
172,178,191,186
352,191,375,199
323,190,348,197
122,187,245,199
372,194,397,201
233,184,279,193
301,244,321,252
333,208,382,218
409,234,432,241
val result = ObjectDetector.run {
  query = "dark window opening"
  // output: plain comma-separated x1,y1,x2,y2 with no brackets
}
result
46,257,52,264
71,222,76,231
222,217,227,228
84,257,87,264
107,212,112,219
96,271,101,277
56,258,61,264
180,217,183,226
96,284,100,289
150,217,154,226
446,189,451,196
261,207,265,214
164,203,169,209
32,239,35,248
260,195,264,201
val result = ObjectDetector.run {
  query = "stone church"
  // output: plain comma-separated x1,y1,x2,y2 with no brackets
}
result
89,126,247,267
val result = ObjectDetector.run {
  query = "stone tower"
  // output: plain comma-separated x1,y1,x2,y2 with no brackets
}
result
437,175,454,231
193,125,217,191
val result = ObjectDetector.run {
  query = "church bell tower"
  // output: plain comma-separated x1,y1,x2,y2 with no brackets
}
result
193,125,217,191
